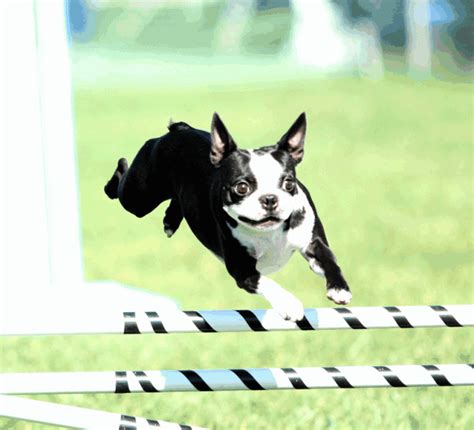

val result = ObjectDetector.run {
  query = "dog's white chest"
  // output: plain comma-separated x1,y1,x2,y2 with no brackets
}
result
231,227,295,275
256,237,295,275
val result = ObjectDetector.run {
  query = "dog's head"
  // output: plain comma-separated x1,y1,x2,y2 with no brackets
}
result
210,112,306,231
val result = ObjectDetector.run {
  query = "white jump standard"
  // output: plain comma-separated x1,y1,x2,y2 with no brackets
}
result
1,364,472,395
1,304,472,336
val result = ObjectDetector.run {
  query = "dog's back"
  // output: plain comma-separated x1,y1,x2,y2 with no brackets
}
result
104,121,225,255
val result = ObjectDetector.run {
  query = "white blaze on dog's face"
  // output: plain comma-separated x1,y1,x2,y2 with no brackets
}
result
210,112,307,231
222,151,298,231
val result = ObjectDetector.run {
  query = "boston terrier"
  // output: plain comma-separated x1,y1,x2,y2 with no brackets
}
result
104,113,351,322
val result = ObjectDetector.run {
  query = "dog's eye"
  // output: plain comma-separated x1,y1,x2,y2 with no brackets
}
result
234,181,250,196
283,179,296,192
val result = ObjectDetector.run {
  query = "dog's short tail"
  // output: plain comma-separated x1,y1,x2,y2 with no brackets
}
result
104,158,128,199
167,118,192,132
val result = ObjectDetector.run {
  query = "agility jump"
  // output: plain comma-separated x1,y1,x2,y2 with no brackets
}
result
1,304,471,336
1,304,472,429
1,364,472,395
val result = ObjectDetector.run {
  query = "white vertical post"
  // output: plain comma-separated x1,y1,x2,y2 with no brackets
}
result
0,0,52,299
35,0,84,287
0,1,176,331
288,0,352,70
406,0,432,78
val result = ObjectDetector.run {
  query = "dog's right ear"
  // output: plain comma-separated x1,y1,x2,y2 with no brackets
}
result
210,112,237,167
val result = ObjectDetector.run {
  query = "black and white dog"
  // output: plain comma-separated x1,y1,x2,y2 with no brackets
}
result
104,113,351,322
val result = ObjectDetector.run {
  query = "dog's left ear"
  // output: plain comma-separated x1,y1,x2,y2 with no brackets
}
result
210,112,237,167
277,112,306,164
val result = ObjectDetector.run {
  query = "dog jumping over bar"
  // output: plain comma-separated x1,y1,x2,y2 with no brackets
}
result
104,113,351,322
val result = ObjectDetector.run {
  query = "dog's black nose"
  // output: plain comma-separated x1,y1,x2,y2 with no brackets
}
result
259,194,278,211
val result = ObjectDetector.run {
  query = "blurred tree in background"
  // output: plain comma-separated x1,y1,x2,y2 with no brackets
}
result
67,0,472,82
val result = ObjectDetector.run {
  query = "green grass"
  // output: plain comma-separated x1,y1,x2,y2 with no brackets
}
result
1,77,473,429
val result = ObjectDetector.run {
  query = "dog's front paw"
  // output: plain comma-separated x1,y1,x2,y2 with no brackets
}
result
327,287,352,305
270,291,305,322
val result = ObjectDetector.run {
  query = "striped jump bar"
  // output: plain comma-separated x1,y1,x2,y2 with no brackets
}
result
1,364,472,395
0,394,206,430
1,304,472,336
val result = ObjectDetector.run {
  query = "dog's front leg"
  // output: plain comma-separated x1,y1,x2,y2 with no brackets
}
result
252,276,305,322
222,241,304,322
304,237,352,305
163,198,183,237
237,274,305,322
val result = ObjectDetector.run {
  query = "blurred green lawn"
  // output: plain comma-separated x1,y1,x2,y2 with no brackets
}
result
1,77,472,429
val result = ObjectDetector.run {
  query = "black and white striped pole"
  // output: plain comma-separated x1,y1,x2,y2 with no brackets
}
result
1,304,472,336
0,394,206,430
1,364,472,395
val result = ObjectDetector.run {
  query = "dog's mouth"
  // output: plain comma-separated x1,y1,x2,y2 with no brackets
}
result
238,215,282,228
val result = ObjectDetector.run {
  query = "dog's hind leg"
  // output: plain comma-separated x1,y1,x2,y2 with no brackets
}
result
163,198,183,237
104,158,128,199
104,137,173,218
